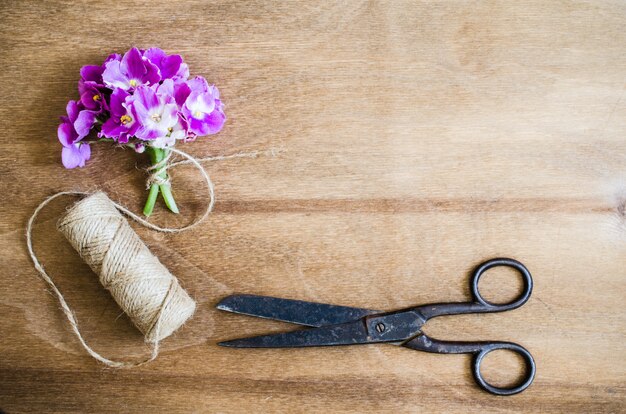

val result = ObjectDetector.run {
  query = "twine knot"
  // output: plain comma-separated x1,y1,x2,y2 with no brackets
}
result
145,150,173,188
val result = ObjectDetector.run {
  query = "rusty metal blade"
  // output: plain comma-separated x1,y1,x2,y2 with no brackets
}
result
216,294,379,327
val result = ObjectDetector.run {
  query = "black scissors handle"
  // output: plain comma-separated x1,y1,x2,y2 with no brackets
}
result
405,258,535,395
405,336,535,395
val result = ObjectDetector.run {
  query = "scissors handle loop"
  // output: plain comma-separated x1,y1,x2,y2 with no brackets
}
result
417,258,533,320
473,342,536,395
471,258,533,311
404,335,536,395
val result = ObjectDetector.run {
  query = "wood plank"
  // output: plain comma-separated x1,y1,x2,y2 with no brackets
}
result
0,1,624,412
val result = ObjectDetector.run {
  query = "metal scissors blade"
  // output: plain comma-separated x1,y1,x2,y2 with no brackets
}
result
218,320,370,348
217,294,380,327
218,309,425,348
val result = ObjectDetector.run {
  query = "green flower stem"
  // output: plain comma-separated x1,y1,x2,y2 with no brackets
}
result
143,147,162,217
143,146,179,216
158,160,179,214
143,181,160,217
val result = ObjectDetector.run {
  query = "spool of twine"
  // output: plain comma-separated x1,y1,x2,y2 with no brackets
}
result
26,147,282,367
58,192,196,344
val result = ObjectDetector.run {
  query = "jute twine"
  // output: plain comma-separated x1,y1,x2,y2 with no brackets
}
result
26,147,280,368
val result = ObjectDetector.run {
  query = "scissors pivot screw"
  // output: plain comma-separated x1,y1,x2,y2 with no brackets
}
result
375,323,386,333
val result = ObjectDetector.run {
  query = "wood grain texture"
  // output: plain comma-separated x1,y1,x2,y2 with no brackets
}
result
1,0,625,412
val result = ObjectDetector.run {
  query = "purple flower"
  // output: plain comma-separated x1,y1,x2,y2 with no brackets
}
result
178,76,226,136
79,53,120,86
57,100,80,147
129,84,179,140
143,48,189,83
149,113,189,147
100,88,138,143
102,47,160,91
57,100,94,143
79,81,107,113
144,79,189,147
57,101,92,168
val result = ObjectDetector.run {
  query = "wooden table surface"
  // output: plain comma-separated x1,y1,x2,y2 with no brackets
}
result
1,1,625,412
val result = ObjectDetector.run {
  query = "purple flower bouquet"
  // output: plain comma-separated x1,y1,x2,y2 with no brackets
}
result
58,47,226,216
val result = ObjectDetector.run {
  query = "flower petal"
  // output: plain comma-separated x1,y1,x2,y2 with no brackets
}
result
144,59,161,85
144,48,184,81
57,121,77,147
100,118,123,138
160,103,179,127
151,134,176,148
196,90,217,114
104,53,122,63
159,54,183,79
121,47,147,81
187,76,209,93
102,60,130,90
132,85,160,113
78,143,91,165
135,125,163,140
156,79,175,102
143,47,166,65
66,100,80,122
174,82,191,106
62,145,85,169
74,110,96,139
109,87,130,117
173,62,189,82
188,115,210,136
203,107,226,134
80,65,104,83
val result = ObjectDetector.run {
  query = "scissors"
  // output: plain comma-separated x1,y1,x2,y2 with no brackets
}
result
217,258,536,396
